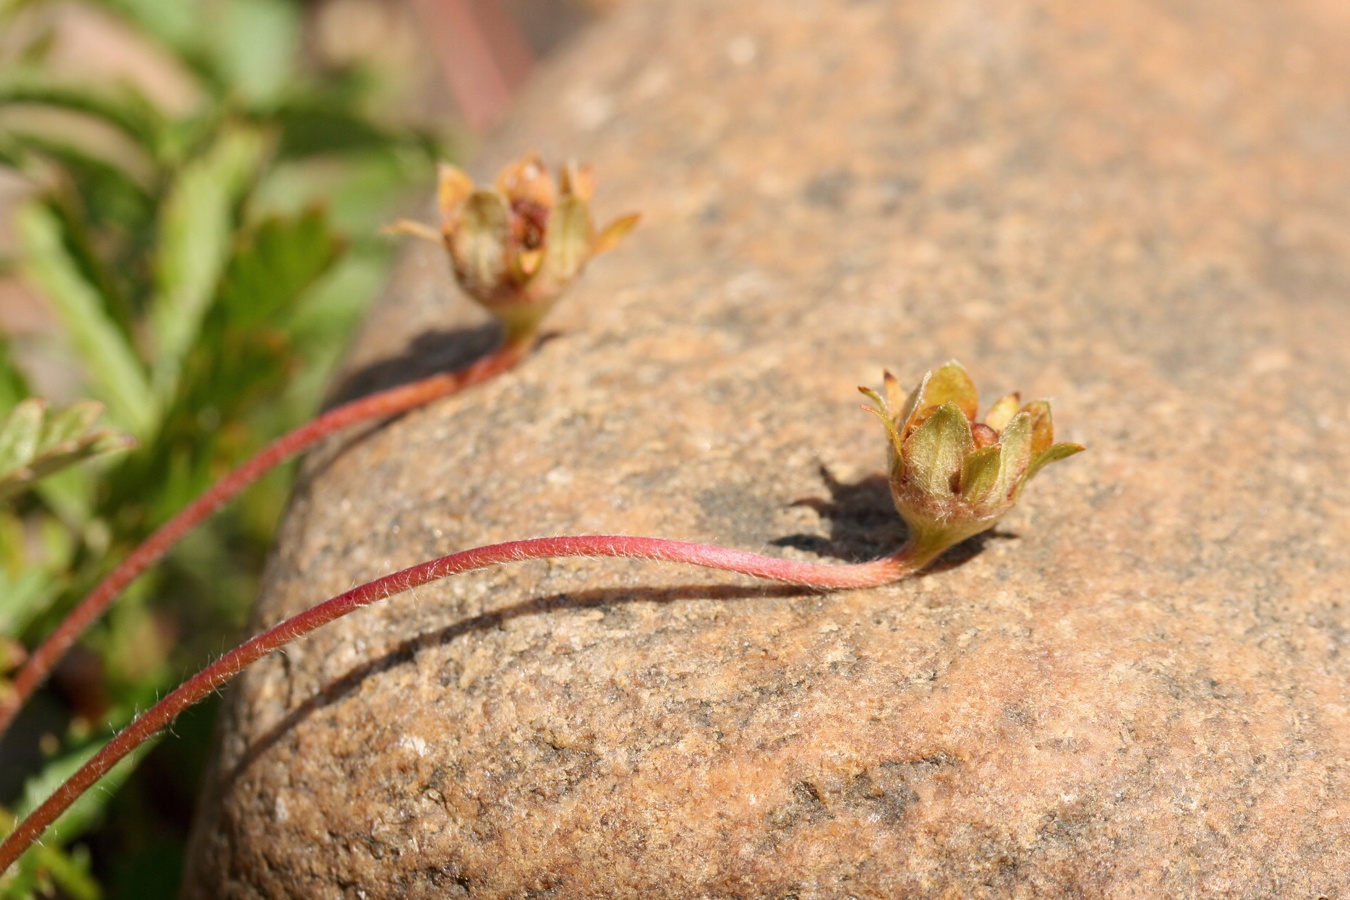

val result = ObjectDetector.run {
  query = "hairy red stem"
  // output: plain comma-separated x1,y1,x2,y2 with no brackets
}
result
0,341,527,739
0,534,921,871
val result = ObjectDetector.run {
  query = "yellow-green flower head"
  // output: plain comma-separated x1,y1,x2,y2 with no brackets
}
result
860,362,1083,567
434,153,639,343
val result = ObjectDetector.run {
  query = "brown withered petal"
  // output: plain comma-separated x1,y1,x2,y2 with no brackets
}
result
970,422,999,449
495,154,555,208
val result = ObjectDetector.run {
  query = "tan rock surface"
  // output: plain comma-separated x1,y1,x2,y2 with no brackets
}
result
185,0,1350,895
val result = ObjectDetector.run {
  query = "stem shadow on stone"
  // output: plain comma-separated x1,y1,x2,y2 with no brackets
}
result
220,581,811,786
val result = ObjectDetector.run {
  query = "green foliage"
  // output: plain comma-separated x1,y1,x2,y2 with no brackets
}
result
0,399,133,504
0,0,446,893
150,126,270,403
15,204,158,436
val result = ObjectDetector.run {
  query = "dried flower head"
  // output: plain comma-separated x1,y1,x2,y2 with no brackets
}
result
392,153,639,344
860,361,1083,567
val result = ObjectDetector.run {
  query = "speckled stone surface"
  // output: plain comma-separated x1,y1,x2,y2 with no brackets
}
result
184,0,1350,895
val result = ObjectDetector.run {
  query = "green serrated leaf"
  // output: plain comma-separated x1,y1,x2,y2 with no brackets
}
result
14,202,155,435
271,104,408,159
39,399,103,448
150,126,270,402
24,433,132,487
0,398,133,504
150,207,340,491
215,207,342,329
0,71,163,152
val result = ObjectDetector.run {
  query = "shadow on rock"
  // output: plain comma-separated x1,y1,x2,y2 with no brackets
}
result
224,581,806,787
323,322,505,408
774,465,1014,571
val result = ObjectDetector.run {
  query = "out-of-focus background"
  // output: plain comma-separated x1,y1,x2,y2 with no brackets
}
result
0,1,608,895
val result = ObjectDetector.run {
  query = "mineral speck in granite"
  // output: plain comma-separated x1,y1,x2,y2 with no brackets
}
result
184,0,1350,895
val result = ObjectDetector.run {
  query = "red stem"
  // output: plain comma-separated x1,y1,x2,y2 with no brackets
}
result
0,341,527,739
0,534,921,872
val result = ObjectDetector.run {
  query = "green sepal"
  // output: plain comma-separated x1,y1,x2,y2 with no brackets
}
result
959,443,1003,504
859,387,905,457
542,194,595,284
902,401,974,498
451,190,510,297
1027,442,1086,482
922,361,979,422
896,370,928,436
991,411,1033,502
1020,399,1054,458
593,212,641,257
880,370,907,416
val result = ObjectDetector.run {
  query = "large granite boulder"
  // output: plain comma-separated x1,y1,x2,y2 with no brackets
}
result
185,0,1350,895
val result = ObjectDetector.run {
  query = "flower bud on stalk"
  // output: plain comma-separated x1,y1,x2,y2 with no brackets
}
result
393,153,640,345
861,361,1084,568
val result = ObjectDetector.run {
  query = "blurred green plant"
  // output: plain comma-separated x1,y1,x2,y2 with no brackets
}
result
0,397,138,900
0,399,133,504
0,0,443,893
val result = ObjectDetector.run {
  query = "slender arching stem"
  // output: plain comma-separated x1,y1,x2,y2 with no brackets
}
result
0,534,923,872
0,339,529,740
